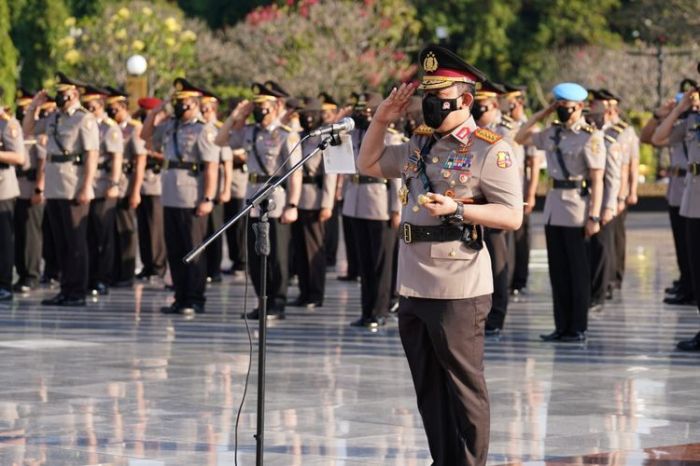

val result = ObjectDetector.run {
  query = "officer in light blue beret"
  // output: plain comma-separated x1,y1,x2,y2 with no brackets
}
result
515,82,607,342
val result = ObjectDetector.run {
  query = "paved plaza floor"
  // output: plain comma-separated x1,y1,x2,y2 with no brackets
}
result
0,212,699,465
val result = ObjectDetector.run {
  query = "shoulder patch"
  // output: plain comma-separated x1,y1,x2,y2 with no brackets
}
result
474,127,502,144
413,124,434,136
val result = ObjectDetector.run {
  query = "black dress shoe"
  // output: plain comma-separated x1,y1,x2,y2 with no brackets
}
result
540,330,563,342
181,303,205,315
290,298,309,307
605,288,614,300
13,280,38,293
677,332,700,351
90,282,109,296
42,293,66,305
112,280,134,288
485,326,502,337
350,317,386,329
60,296,86,307
589,303,604,313
135,270,152,280
207,275,223,284
0,289,13,301
665,281,681,294
388,301,400,314
663,294,696,306
337,275,359,282
242,308,286,320
160,303,182,314
560,332,587,343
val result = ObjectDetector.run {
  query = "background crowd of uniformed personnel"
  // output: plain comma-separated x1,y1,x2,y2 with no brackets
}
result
0,63,699,350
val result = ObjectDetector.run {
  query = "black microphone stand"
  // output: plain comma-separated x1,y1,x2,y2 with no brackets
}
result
184,131,338,466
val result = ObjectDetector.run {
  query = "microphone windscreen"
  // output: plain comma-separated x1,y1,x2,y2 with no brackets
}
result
341,117,355,132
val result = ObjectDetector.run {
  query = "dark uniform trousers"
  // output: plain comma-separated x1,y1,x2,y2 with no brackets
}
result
163,207,208,307
14,199,44,284
545,225,591,334
613,209,627,287
0,200,15,290
206,201,224,279
137,195,167,277
247,217,291,311
669,206,693,297
686,218,700,313
325,201,341,267
113,198,137,284
342,211,359,279
292,209,327,304
45,199,89,298
590,222,615,305
42,209,60,280
88,197,117,287
399,295,491,466
510,213,531,290
485,228,510,330
224,197,247,272
351,218,395,321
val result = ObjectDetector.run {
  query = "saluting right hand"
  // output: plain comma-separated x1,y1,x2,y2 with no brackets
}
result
536,102,557,121
29,90,49,112
374,82,418,126
230,100,254,124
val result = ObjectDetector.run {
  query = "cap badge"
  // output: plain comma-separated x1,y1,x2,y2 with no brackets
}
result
423,52,438,73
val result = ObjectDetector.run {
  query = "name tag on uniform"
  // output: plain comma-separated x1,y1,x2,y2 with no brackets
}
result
443,153,473,171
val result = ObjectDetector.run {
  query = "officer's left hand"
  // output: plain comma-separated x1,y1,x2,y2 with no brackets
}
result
75,188,90,206
390,212,401,229
626,193,638,206
196,200,214,217
280,206,298,224
319,208,332,223
601,208,614,226
129,192,141,210
218,190,231,204
423,193,458,217
105,186,119,199
617,200,626,214
585,219,600,238
30,192,44,206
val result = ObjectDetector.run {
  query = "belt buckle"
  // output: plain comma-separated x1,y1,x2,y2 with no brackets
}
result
402,223,412,244
250,173,258,183
692,164,699,176
352,174,360,184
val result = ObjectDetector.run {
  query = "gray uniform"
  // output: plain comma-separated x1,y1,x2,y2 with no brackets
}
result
667,119,689,208
0,115,24,292
93,118,124,198
679,112,700,313
119,119,147,197
17,139,45,199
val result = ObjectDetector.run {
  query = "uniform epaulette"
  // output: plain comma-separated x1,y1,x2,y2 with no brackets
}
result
498,120,513,130
387,127,400,135
279,124,292,133
581,124,595,134
616,121,629,129
128,118,142,127
0,113,9,121
552,120,563,127
474,127,502,144
609,125,624,134
412,124,434,136
105,117,117,126
76,106,88,113
502,114,514,123
215,120,223,129
604,134,616,144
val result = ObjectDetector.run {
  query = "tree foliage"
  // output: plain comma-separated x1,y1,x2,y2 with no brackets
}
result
0,0,18,104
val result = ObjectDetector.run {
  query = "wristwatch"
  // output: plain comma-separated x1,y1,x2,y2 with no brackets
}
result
110,180,120,188
588,215,601,223
442,201,464,225
34,187,44,194
203,196,214,203
286,203,298,209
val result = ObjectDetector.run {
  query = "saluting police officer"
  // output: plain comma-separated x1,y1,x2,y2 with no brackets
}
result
28,73,101,306
344,92,402,328
83,84,124,296
358,44,522,466
0,89,26,301
291,97,337,309
13,89,46,293
216,82,302,320
105,86,145,287
516,82,606,342
142,78,220,315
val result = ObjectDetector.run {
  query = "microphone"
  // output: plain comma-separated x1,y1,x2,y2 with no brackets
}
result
309,117,355,137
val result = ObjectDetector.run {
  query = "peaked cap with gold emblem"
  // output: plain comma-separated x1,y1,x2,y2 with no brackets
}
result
418,44,487,91
173,77,206,100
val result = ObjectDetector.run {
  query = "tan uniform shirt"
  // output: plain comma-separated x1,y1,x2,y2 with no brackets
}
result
667,118,688,208
17,138,46,200
152,116,220,209
680,113,700,218
230,150,248,199
298,134,337,211
532,118,606,227
378,117,522,299
141,152,163,197
342,128,402,220
93,117,124,199
0,116,24,201
214,121,233,197
601,125,623,213
119,119,147,198
42,105,100,200
229,123,301,218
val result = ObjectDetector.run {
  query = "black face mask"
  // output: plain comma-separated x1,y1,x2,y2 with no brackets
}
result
300,111,322,132
422,94,460,129
174,101,189,119
586,112,605,129
39,109,52,119
15,107,25,122
55,92,70,109
353,112,370,130
556,106,576,123
470,104,489,122
106,106,120,120
404,118,418,136
253,106,269,124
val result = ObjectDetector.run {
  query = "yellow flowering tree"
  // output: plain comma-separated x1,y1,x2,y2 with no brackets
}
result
55,1,201,95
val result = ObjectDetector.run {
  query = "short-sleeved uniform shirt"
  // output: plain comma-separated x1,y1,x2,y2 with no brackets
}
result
532,118,606,227
667,117,689,207
93,117,124,199
298,134,337,211
377,117,522,299
118,119,147,198
17,137,46,200
214,121,233,196
42,105,100,200
680,112,700,218
601,126,623,213
0,115,24,201
152,116,220,209
228,123,301,218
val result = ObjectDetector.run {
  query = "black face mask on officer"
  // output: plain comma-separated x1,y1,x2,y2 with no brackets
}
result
253,106,270,124
300,111,322,132
55,91,71,110
422,93,461,129
15,107,26,122
556,105,576,123
174,100,190,119
353,110,371,130
586,111,606,129
106,105,120,120
470,103,489,122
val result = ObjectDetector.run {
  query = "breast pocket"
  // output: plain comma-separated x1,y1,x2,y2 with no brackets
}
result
430,241,477,261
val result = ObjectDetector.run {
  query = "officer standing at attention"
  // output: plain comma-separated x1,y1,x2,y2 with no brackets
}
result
358,44,522,466
318,92,341,268
29,73,100,306
515,83,606,342
105,87,145,288
135,97,167,281
142,78,220,316
13,89,46,293
291,97,337,309
215,82,302,321
344,92,402,329
83,84,124,297
0,91,26,301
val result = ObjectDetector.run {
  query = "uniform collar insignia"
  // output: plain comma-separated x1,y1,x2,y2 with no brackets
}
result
449,117,477,144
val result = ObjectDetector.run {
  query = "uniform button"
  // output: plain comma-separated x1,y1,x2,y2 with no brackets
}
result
432,157,439,164
449,250,456,257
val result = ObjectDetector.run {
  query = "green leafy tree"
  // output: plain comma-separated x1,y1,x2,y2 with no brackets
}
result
611,0,700,45
0,0,18,104
178,0,269,29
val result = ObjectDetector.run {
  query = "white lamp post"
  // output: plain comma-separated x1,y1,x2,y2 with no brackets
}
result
126,54,148,112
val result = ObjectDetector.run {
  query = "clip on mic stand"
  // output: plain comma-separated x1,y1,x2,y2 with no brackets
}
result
184,131,339,466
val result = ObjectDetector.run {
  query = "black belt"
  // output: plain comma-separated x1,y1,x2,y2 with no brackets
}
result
146,157,164,174
49,153,83,164
16,167,38,181
97,162,111,171
400,222,483,250
233,160,247,170
689,163,700,176
165,160,204,173
302,175,323,185
552,179,588,189
123,161,134,174
351,174,387,184
249,173,282,184
670,166,687,177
